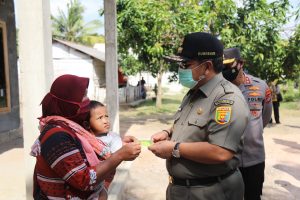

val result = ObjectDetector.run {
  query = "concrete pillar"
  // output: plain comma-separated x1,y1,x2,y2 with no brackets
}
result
104,0,119,133
17,0,53,199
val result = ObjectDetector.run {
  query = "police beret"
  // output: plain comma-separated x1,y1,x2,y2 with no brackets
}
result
223,47,242,64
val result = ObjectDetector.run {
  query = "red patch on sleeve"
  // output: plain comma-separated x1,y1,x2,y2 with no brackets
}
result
265,88,272,103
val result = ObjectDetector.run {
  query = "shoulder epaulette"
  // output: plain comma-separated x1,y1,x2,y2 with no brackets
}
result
221,81,234,94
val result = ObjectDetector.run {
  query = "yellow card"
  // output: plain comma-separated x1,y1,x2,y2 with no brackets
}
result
140,139,153,147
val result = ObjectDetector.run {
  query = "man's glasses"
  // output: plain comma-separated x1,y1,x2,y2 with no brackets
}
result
178,60,210,69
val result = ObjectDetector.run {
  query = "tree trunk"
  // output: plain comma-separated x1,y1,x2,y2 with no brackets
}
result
156,63,163,108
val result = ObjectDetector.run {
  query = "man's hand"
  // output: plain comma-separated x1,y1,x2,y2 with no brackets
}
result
151,130,169,143
148,140,176,159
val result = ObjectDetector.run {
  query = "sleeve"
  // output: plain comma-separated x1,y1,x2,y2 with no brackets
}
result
41,131,100,192
262,83,273,127
109,132,123,153
207,94,250,153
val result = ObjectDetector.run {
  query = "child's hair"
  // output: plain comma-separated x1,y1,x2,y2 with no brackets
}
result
89,100,105,110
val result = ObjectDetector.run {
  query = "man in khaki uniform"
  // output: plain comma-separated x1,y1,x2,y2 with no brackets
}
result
148,32,250,200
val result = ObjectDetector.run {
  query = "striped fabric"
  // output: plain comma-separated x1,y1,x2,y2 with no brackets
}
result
33,126,103,199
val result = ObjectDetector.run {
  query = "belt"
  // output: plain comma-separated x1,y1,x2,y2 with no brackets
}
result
169,169,236,186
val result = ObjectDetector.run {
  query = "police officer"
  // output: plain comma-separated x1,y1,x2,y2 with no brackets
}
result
148,32,250,200
222,47,273,200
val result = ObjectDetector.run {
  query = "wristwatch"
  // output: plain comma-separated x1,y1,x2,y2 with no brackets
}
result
172,142,181,158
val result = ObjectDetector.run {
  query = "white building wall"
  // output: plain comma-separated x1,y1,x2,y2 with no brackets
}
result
52,43,97,100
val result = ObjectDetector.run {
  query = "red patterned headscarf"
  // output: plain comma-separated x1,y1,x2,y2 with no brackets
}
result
36,74,111,160
41,74,90,125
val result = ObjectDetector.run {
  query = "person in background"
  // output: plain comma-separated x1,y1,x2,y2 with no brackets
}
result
118,66,128,88
83,100,123,190
137,77,147,99
223,47,273,200
31,74,141,200
148,32,249,200
269,81,281,124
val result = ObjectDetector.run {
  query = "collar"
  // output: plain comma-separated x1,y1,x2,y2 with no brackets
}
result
243,73,252,85
199,73,223,97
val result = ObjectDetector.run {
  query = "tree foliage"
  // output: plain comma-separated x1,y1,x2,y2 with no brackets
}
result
52,0,103,46
117,0,203,106
117,0,299,106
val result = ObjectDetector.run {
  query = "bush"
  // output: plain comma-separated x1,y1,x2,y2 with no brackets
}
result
283,94,295,102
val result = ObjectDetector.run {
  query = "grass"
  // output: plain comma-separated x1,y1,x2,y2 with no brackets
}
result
120,89,300,118
120,93,185,118
281,101,300,110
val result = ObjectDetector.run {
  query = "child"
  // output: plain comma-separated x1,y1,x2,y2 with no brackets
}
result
84,100,123,196
87,100,123,154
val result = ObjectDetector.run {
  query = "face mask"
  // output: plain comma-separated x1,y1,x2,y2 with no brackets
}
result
222,67,240,82
178,68,198,88
222,60,244,82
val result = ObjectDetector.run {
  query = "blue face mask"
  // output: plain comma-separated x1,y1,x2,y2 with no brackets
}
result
178,68,198,88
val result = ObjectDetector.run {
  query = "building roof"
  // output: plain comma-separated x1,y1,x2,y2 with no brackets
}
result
54,39,105,62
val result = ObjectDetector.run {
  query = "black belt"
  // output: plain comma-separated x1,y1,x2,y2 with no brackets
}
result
169,169,236,186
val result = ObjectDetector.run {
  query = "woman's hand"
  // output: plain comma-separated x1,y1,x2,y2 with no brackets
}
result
118,141,141,161
122,135,138,143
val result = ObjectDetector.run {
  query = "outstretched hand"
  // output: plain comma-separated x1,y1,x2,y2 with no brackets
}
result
123,135,138,144
151,130,169,143
148,140,175,159
119,135,141,161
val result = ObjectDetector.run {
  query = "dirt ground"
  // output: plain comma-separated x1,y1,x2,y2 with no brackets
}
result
0,108,299,200
121,108,300,200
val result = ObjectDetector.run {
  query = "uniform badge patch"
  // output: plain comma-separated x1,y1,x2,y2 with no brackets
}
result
248,86,260,91
265,88,272,103
249,92,261,97
215,106,232,125
214,99,234,106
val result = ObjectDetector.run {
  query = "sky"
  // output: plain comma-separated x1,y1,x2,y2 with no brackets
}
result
50,0,105,35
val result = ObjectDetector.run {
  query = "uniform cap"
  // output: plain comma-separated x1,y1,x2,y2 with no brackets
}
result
223,47,242,64
164,32,224,63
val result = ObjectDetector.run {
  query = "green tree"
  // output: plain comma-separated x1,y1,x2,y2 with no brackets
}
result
117,0,202,107
52,0,103,46
282,23,300,80
117,0,299,107
220,0,297,82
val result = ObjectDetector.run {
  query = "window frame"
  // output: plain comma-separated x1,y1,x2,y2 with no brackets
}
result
0,20,11,113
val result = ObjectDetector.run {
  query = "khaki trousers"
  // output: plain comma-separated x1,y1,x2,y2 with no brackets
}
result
166,170,244,200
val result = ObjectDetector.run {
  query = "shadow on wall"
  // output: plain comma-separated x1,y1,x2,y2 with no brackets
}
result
263,185,298,200
274,180,300,199
284,124,300,129
273,138,300,151
0,137,23,154
273,164,300,181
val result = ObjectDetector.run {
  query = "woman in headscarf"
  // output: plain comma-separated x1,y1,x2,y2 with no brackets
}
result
31,74,141,200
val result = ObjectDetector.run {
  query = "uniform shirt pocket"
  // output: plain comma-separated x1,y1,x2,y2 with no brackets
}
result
183,117,209,141
188,117,208,128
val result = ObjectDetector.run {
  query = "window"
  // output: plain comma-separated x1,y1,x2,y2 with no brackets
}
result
0,21,11,112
